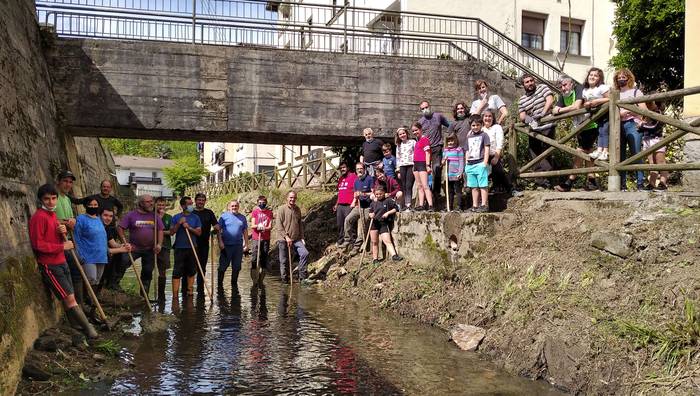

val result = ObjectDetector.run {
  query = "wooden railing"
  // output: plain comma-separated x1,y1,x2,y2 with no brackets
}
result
186,152,341,198
509,85,700,191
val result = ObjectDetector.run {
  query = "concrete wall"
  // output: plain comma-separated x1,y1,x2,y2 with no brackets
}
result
44,38,520,145
0,1,121,393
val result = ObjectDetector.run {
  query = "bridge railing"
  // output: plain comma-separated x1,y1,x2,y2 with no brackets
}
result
35,0,563,89
508,85,700,191
186,152,341,198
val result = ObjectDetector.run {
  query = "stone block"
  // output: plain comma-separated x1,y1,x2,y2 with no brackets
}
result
450,324,486,351
590,231,634,258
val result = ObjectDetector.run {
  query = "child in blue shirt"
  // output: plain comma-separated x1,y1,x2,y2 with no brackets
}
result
381,143,397,179
74,198,108,286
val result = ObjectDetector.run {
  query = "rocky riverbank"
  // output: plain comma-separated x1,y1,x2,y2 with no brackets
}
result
306,192,700,394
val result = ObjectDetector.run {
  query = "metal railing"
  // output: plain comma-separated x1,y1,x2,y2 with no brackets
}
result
35,0,563,88
509,85,700,191
186,151,340,197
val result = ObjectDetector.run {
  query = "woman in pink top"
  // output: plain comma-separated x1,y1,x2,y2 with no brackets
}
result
615,68,648,190
411,122,434,211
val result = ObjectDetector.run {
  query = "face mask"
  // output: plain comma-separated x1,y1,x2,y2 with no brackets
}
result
86,207,100,216
41,205,56,212
258,203,267,209
185,205,194,213
422,108,433,117
456,111,466,120
617,79,628,87
365,137,373,142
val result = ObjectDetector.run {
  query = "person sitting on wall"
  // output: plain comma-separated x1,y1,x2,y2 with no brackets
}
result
372,167,402,206
469,79,509,124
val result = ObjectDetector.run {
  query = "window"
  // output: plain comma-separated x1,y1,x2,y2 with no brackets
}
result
560,17,583,55
522,12,546,50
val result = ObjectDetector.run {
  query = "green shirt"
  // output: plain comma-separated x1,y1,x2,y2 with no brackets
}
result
560,87,597,130
161,213,173,249
55,194,74,220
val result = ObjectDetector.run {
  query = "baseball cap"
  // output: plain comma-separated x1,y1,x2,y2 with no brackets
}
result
57,170,76,181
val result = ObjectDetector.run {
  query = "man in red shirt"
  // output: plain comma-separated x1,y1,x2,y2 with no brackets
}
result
334,162,356,247
29,184,98,338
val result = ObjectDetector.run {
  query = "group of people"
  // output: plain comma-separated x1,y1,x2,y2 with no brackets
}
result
542,68,669,192
29,167,312,339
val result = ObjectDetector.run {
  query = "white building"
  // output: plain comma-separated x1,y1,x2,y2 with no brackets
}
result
200,142,332,183
269,0,617,83
114,155,174,197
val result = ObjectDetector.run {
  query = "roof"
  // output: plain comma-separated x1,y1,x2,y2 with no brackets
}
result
113,155,174,169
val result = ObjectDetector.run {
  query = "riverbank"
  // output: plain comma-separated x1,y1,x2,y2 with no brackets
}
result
307,191,700,394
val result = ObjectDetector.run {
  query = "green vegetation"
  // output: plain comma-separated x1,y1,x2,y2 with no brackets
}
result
94,339,121,357
610,0,684,91
102,139,197,159
163,156,208,196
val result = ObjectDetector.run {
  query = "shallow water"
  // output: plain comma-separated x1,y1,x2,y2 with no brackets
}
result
106,271,563,395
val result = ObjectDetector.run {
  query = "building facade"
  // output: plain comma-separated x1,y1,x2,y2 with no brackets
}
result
114,155,174,197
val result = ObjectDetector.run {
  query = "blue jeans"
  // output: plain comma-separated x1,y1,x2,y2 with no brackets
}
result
218,245,243,274
620,120,645,187
597,120,610,149
278,240,309,280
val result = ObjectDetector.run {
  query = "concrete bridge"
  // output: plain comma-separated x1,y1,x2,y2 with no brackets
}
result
45,36,519,145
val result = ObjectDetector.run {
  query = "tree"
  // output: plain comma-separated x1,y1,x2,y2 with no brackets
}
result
610,0,684,92
102,139,197,159
163,156,208,196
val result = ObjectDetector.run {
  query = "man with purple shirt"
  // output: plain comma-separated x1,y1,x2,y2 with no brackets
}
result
418,100,451,202
117,194,164,298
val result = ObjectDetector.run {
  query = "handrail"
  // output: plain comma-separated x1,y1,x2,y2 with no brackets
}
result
509,85,700,191
36,0,564,88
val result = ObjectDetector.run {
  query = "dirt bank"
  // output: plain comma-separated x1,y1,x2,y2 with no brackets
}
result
15,289,165,395
306,192,700,394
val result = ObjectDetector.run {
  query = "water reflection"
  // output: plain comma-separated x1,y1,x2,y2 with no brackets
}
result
109,274,561,395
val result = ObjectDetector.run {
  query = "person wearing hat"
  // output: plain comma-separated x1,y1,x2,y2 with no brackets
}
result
55,170,85,305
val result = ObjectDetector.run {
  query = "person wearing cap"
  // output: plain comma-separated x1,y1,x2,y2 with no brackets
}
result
55,170,85,305
250,195,273,285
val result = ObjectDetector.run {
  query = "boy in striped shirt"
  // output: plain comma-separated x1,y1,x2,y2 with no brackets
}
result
442,134,465,211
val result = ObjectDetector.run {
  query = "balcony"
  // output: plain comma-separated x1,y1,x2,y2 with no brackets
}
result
129,175,162,184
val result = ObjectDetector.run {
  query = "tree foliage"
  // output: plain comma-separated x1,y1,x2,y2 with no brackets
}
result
163,156,208,196
102,139,197,159
610,0,684,91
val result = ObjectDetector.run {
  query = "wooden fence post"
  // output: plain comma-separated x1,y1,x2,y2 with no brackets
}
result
508,124,518,176
302,156,308,188
320,152,328,191
287,163,293,188
607,89,621,192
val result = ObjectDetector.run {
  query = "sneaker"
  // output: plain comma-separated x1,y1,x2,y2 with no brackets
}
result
637,183,646,191
584,178,599,191
589,150,601,160
598,152,609,161
414,205,425,212
336,241,349,248
475,205,489,213
427,206,434,212
554,180,572,192
349,247,361,256
470,206,478,212
654,183,668,191
391,254,403,261
301,278,315,287
372,258,382,265
403,206,411,212
511,189,524,198
640,184,654,191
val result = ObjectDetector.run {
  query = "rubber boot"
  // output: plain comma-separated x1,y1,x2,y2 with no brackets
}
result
157,277,166,302
231,270,240,290
217,271,225,290
186,276,195,296
141,278,151,300
67,306,98,339
250,267,259,286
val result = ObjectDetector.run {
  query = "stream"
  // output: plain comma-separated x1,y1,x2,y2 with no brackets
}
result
101,272,563,395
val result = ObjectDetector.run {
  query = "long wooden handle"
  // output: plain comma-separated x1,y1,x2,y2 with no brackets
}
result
287,243,293,287
358,217,374,266
185,228,212,298
65,233,108,322
120,236,153,310
445,167,450,211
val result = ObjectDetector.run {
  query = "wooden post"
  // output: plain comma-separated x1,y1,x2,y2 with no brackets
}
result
287,163,293,188
508,124,518,177
302,156,308,188
607,90,621,192
320,152,328,191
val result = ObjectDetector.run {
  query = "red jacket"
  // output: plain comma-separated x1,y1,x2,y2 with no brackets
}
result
373,176,401,198
29,208,66,266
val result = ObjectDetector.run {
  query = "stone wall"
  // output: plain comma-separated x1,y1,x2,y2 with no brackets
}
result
0,1,120,393
45,38,520,145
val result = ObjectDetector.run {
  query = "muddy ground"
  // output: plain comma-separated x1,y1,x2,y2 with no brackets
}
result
14,289,167,395
305,192,700,395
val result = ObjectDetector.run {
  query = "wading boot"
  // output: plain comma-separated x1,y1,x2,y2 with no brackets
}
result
73,280,85,307
231,269,240,290
217,271,225,290
157,277,166,302
141,278,151,300
67,306,98,339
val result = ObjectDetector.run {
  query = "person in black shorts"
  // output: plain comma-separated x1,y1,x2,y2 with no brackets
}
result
29,184,98,338
170,197,203,297
368,186,403,264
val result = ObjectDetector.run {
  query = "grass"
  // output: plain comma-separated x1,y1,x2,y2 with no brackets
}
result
94,339,121,357
615,299,700,373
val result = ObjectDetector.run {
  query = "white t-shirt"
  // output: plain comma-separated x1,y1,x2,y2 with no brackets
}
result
483,124,504,152
396,139,416,167
470,95,506,115
582,84,610,101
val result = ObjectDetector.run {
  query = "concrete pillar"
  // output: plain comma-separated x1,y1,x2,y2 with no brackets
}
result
684,2,700,190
